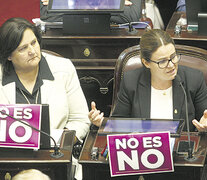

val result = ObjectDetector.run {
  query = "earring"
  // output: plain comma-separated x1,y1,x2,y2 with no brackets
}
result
142,59,150,68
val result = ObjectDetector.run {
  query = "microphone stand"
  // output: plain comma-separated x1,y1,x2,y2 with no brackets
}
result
0,110,64,158
179,84,193,160
178,76,196,161
119,14,138,34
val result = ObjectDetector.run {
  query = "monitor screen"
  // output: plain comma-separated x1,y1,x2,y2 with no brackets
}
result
100,118,184,137
48,0,125,14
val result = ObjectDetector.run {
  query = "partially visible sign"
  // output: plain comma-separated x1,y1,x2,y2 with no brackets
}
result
107,131,174,177
0,104,41,149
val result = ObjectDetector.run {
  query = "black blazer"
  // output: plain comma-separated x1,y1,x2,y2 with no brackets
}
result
112,65,207,131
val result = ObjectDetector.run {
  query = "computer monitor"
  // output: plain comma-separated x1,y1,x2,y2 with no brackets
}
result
186,0,207,30
47,0,125,35
99,118,185,137
198,13,207,35
48,0,125,14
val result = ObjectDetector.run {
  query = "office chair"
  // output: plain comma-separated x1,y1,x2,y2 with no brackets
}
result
41,49,63,57
111,44,207,115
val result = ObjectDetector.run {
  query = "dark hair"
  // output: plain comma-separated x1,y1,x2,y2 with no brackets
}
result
0,17,41,75
140,29,175,61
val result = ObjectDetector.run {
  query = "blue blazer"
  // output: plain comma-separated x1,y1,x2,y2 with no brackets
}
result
112,66,207,131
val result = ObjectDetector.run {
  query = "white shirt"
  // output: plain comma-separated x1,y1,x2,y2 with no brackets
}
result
150,86,173,119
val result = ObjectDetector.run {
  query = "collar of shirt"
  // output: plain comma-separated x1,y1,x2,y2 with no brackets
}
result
2,54,54,95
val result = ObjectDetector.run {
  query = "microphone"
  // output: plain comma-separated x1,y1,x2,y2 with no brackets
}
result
118,15,138,34
91,147,99,160
176,75,195,161
0,110,64,159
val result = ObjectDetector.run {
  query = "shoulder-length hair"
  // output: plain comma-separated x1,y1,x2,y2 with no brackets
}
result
0,17,41,75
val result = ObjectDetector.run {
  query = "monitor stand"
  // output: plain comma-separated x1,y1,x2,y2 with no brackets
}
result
63,14,111,35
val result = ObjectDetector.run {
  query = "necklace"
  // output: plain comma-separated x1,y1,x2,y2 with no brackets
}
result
19,89,39,104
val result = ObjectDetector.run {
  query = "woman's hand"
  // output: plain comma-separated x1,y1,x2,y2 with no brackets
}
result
192,110,207,132
41,0,49,6
88,101,104,127
125,0,132,6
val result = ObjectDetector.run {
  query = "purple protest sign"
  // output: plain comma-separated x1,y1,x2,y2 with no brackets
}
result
0,104,42,149
107,131,174,177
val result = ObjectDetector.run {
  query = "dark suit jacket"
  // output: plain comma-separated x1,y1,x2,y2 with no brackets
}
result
110,0,142,24
40,0,63,22
112,65,207,131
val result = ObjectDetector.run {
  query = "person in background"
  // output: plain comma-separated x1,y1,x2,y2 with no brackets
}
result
110,0,142,24
12,169,50,180
89,29,207,132
176,0,186,12
0,17,90,180
40,0,63,22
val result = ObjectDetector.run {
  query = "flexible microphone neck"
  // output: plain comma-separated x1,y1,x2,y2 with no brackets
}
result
118,14,137,34
0,110,64,158
176,75,193,160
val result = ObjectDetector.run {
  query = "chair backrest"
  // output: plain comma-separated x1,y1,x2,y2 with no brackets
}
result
111,44,207,115
41,49,63,57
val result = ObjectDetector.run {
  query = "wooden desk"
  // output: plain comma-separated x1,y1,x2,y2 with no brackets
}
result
0,130,75,180
0,149,72,180
42,28,146,116
166,11,207,50
79,126,207,180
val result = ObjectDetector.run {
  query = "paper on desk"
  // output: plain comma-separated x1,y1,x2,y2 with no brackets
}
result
32,18,63,26
50,129,64,147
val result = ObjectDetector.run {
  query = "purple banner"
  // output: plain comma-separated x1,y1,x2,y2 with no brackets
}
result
0,104,42,149
107,131,174,177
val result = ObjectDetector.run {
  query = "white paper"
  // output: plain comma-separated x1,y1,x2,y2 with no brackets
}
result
50,129,64,147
